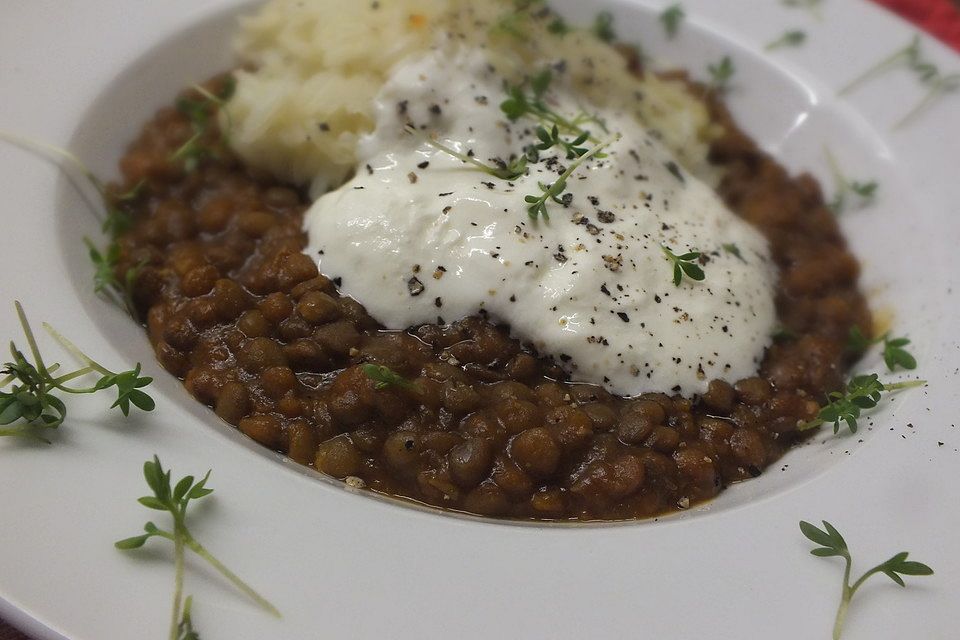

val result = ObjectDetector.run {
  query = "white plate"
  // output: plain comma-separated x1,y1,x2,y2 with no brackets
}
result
1,1,958,638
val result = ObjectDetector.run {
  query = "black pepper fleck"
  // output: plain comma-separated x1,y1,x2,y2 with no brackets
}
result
407,277,424,296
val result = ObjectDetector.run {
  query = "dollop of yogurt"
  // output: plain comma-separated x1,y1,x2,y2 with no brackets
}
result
305,49,777,395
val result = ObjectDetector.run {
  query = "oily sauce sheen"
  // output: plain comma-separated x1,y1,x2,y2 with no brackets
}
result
111,74,869,521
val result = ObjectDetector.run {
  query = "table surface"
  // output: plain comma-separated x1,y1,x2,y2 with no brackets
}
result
2,0,958,638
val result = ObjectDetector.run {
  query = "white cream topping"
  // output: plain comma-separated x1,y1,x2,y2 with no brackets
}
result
305,49,777,395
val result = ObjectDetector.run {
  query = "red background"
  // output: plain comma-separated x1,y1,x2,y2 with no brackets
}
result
873,0,960,50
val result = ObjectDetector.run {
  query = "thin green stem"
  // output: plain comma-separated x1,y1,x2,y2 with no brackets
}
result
15,302,47,376
0,130,106,196
0,426,45,441
101,287,132,317
42,323,112,376
531,106,601,143
849,566,883,593
49,366,97,387
572,107,609,133
534,134,618,204
893,74,960,129
3,357,55,396
152,529,176,543
835,558,894,639
840,38,917,96
170,131,203,163
884,379,926,392
194,84,234,143
833,552,853,640
407,127,512,178
824,146,846,191
170,524,186,640
183,533,281,617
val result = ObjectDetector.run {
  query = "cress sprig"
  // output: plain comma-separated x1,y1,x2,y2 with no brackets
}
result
176,596,199,640
0,131,144,316
840,35,960,128
846,326,917,372
707,56,735,93
660,4,685,39
547,16,569,35
798,373,925,435
500,69,604,144
824,148,878,214
170,77,236,172
490,0,547,40
722,242,746,263
491,2,618,50
800,520,933,639
661,246,706,286
116,456,280,640
765,30,807,51
782,0,824,21
592,11,616,43
525,135,618,221
85,238,144,316
0,302,154,443
405,125,528,180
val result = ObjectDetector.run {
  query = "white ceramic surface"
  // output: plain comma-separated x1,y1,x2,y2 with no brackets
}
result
0,1,958,638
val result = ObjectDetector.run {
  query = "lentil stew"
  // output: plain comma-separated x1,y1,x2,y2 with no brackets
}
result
106,74,869,521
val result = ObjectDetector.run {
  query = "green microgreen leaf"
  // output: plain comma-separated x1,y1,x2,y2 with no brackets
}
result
173,475,195,502
799,519,933,639
660,4,685,39
138,495,169,511
799,374,925,435
665,160,685,183
115,533,156,550
661,246,706,286
531,68,552,99
882,337,917,371
765,29,807,51
547,17,569,35
722,243,746,263
361,364,417,391
707,55,735,92
845,326,874,353
845,327,917,372
800,520,846,553
83,237,143,316
592,11,616,43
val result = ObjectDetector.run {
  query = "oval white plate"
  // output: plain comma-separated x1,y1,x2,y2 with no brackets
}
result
1,1,958,638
